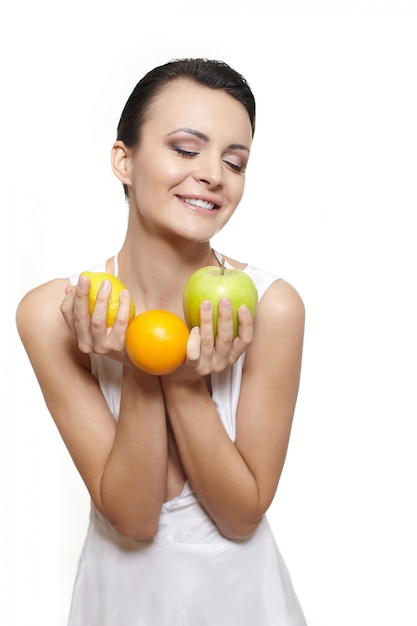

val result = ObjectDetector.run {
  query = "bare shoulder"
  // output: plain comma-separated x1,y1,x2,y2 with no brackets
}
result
250,278,305,353
16,278,75,359
16,278,68,334
261,279,305,323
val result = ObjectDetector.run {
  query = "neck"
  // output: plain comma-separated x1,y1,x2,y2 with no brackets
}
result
116,231,216,316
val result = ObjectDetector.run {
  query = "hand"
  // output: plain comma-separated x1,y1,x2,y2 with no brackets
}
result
181,298,254,378
60,275,133,364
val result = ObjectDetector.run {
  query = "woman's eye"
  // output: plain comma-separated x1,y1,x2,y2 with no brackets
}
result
174,147,199,157
223,159,244,173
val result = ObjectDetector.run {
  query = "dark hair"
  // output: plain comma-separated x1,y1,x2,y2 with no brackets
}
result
116,58,256,197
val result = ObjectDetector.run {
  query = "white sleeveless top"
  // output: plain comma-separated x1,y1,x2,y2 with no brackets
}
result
67,253,306,626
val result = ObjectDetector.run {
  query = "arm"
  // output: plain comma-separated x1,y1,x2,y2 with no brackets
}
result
161,280,305,539
16,278,168,540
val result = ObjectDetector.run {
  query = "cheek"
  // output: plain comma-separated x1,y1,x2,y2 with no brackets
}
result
137,153,186,189
230,176,246,204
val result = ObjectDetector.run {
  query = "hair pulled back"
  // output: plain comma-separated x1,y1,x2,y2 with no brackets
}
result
116,58,256,197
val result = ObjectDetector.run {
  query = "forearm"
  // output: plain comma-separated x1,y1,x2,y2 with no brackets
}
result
161,378,262,539
100,367,168,539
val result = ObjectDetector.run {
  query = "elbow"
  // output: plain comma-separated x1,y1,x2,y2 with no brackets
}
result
98,502,160,541
218,516,263,541
97,490,161,542
111,519,160,542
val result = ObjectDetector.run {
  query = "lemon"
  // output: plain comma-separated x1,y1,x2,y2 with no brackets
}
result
81,271,135,327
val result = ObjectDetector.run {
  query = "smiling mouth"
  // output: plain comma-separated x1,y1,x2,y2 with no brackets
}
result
182,197,217,211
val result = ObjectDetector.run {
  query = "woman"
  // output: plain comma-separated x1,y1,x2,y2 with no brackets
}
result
16,58,306,625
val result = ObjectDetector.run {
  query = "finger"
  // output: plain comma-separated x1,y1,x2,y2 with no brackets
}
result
112,289,133,328
108,289,133,351
73,275,90,320
198,300,215,357
60,285,77,333
90,279,111,339
72,275,94,352
228,305,254,364
236,305,253,342
185,326,201,362
67,275,90,330
214,298,234,361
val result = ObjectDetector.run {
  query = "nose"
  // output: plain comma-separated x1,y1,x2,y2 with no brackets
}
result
194,152,223,188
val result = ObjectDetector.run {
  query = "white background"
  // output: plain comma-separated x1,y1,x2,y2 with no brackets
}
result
1,1,416,624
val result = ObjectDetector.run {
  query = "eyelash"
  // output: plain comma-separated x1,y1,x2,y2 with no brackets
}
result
225,160,243,173
174,148,244,173
174,147,198,157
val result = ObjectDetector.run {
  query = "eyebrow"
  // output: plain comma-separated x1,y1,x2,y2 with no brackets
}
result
165,127,250,153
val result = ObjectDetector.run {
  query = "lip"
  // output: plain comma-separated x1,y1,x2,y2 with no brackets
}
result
177,194,222,211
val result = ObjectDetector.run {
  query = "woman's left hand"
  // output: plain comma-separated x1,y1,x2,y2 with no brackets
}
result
180,298,254,378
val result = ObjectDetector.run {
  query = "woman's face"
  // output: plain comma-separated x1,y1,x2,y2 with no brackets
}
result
123,79,253,242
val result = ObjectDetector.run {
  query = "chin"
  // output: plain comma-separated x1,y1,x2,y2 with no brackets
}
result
177,224,220,244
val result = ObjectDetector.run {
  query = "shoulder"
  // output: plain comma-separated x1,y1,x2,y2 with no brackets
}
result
17,277,92,375
16,278,73,352
256,278,305,333
17,277,68,325
242,278,305,390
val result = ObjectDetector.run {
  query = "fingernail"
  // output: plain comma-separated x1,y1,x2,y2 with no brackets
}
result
202,301,211,313
220,298,231,310
100,279,111,293
78,275,89,288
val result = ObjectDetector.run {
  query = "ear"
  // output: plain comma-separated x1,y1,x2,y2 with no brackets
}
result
111,140,132,186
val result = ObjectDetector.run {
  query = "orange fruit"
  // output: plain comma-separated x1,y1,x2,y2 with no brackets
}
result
81,271,135,327
125,310,190,375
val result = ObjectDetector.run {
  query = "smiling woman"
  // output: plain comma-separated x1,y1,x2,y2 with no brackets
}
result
16,58,306,626
112,78,253,243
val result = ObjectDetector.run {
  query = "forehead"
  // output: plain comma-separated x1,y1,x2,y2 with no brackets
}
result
145,79,253,143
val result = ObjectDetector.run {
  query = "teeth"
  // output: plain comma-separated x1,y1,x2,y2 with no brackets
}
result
183,198,215,210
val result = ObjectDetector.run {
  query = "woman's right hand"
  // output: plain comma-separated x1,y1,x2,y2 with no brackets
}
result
60,275,133,365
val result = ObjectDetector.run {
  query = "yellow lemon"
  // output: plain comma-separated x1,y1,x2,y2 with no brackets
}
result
81,271,135,327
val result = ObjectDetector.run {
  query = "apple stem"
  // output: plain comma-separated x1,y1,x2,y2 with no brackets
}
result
221,256,225,275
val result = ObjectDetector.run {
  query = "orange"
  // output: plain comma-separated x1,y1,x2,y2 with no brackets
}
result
125,310,190,375
81,271,135,327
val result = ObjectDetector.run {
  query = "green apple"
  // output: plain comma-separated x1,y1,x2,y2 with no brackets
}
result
183,258,258,338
